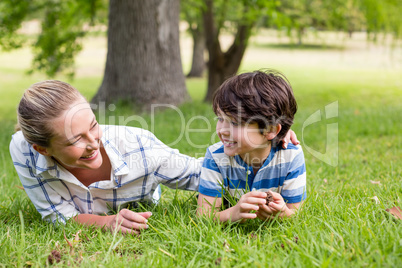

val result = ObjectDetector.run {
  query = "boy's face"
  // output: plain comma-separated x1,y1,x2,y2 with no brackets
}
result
216,111,272,165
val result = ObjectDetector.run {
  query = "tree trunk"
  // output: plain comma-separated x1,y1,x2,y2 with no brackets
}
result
203,0,253,102
297,27,304,46
92,0,189,110
186,26,205,78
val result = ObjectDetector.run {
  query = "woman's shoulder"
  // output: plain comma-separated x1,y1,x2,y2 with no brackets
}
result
9,131,51,169
10,131,29,152
101,125,158,151
101,125,155,140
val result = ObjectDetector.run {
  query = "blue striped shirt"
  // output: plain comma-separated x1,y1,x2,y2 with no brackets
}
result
199,142,306,203
10,125,201,224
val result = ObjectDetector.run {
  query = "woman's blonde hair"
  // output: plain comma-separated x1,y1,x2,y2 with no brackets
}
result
16,80,84,147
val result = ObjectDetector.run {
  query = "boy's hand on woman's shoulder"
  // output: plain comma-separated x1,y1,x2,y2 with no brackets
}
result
282,130,300,149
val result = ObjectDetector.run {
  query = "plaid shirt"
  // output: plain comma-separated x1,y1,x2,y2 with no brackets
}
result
10,125,201,224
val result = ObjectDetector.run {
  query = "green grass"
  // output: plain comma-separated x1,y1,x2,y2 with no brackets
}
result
0,31,401,267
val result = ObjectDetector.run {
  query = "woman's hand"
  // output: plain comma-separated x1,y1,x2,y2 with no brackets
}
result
282,129,299,149
106,209,152,235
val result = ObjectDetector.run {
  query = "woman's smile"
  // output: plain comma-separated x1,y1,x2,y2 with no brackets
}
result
80,149,99,160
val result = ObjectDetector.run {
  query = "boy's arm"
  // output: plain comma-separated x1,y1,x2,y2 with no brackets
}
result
197,192,267,223
197,194,222,217
286,201,303,211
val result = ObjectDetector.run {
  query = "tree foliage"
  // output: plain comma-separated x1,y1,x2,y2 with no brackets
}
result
0,0,31,50
268,0,402,43
0,0,106,77
1,0,400,101
268,0,330,44
359,0,402,41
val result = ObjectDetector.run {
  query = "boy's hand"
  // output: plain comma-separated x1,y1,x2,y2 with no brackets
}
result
256,191,289,220
282,129,299,149
107,209,151,235
230,191,267,222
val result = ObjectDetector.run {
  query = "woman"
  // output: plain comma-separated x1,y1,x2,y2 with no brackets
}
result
10,80,298,234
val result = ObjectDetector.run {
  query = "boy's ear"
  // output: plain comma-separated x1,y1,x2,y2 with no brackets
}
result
264,124,282,140
32,144,51,156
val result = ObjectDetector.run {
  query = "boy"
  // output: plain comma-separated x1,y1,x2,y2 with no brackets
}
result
197,70,306,223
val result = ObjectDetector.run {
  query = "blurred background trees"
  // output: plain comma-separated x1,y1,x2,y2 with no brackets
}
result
0,0,189,109
181,0,205,78
0,0,400,107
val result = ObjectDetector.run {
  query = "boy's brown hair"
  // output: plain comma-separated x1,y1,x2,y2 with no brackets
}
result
212,70,297,145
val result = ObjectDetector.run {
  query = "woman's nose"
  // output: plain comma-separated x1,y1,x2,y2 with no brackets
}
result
86,134,100,150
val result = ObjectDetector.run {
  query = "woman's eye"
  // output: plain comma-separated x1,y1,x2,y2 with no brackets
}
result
69,138,81,146
91,122,98,129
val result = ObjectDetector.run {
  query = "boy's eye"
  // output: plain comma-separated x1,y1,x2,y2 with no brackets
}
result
216,117,224,122
230,121,239,126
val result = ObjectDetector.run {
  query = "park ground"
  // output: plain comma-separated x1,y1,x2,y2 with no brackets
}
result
0,26,401,267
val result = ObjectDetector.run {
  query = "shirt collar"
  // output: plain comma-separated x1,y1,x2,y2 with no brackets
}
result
101,135,130,177
33,147,58,176
234,145,278,170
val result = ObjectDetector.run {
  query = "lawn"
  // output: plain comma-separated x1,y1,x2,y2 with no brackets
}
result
0,30,401,267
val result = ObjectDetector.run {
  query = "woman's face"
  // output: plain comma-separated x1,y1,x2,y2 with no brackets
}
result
44,98,103,171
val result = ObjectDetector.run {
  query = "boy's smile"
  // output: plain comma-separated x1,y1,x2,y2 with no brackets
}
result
216,112,272,166
222,139,237,147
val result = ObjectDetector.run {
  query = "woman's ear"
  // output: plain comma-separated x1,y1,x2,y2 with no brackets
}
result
264,124,282,140
32,144,51,156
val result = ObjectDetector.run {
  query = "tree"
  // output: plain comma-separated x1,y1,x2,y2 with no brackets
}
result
323,0,365,38
268,0,330,45
2,0,400,105
201,0,401,102
202,0,268,102
0,0,189,109
359,0,402,41
92,0,189,108
268,0,402,43
181,0,206,78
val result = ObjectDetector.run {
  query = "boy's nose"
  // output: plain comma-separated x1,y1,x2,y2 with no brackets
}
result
217,123,231,136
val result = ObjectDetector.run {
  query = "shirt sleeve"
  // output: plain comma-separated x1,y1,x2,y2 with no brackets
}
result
9,136,80,224
198,147,225,197
142,132,202,191
280,145,307,204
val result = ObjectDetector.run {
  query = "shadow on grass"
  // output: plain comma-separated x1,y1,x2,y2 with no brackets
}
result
0,195,42,225
253,42,346,51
